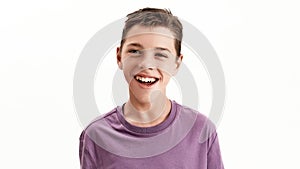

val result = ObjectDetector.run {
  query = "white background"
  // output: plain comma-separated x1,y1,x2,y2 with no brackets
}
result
1,0,299,168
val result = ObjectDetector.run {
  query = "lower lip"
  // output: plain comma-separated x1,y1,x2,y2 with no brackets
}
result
135,79,158,89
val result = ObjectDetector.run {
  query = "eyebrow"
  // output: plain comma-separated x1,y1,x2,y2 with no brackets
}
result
126,43,172,53
127,43,144,48
155,47,171,53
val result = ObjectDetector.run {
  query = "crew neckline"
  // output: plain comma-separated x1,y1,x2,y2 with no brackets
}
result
116,100,177,134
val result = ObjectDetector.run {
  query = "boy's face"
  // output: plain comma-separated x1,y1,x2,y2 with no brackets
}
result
117,25,183,103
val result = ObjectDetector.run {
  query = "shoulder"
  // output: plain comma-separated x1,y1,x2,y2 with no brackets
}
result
173,101,217,142
81,107,119,137
173,101,213,127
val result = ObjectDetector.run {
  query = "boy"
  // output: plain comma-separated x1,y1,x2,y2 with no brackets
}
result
79,7,224,169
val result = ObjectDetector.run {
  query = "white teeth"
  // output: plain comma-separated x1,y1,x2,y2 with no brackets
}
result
135,76,156,83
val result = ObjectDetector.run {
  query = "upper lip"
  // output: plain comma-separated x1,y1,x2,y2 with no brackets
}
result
134,73,159,79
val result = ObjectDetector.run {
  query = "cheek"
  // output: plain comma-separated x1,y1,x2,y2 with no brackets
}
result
163,76,172,85
159,71,172,84
122,61,138,84
122,67,132,83
155,59,178,76
121,56,143,74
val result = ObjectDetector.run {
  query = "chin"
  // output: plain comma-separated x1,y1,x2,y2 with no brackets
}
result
131,92,151,103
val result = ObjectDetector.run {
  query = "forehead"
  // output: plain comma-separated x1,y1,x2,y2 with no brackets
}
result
125,25,175,39
123,25,176,53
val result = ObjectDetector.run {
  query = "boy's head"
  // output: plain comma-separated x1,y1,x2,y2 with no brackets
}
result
120,7,183,56
116,7,183,104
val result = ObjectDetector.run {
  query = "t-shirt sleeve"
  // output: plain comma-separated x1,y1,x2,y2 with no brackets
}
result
79,131,99,169
207,132,224,169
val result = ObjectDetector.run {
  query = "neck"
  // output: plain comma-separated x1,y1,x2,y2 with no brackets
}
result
124,94,171,127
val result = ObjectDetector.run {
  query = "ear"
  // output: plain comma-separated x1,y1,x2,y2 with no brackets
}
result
173,54,183,75
116,47,123,70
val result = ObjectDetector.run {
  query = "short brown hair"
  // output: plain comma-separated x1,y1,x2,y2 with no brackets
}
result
120,7,183,56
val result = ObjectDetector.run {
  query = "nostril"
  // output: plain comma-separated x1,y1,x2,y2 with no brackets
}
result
139,64,155,70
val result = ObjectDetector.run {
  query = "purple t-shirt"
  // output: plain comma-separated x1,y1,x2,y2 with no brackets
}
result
79,100,224,169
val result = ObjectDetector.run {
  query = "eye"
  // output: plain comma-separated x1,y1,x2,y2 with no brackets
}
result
128,49,141,54
155,52,168,58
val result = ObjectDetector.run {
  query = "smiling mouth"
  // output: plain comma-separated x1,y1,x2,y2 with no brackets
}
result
134,75,159,85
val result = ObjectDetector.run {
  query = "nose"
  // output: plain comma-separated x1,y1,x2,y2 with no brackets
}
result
139,53,156,70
